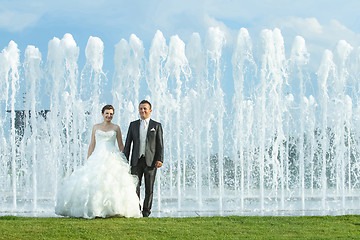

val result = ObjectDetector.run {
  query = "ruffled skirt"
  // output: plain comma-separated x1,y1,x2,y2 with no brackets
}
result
55,149,141,219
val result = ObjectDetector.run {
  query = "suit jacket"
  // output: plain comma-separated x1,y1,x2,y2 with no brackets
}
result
124,119,163,167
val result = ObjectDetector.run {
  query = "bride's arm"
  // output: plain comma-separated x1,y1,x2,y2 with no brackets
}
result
87,126,96,158
115,125,124,152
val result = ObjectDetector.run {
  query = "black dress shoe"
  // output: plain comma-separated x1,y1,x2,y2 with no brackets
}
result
142,211,150,217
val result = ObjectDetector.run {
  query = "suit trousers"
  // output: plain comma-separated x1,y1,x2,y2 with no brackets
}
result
131,156,157,214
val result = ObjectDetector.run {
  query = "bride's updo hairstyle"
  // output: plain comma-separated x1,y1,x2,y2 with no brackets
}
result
102,105,115,114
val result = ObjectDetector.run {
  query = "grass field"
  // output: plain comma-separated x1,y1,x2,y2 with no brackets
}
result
1,215,360,239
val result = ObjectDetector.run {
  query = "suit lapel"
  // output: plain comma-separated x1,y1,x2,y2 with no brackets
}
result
147,119,154,138
135,119,141,140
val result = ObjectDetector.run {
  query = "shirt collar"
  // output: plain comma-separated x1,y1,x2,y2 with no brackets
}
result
140,117,150,124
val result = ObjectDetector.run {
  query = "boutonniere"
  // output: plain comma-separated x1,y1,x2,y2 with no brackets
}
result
150,128,156,132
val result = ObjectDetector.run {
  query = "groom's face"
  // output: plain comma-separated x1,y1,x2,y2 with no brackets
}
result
139,103,152,120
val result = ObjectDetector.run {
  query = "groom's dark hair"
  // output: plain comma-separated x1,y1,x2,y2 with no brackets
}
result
139,100,152,109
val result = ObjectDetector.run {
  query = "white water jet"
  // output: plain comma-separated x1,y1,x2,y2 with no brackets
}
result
83,36,105,128
23,45,42,210
232,28,255,209
186,32,205,209
206,27,226,212
257,28,288,211
1,41,20,209
165,34,191,210
317,49,336,209
113,34,144,132
289,36,309,210
331,40,353,208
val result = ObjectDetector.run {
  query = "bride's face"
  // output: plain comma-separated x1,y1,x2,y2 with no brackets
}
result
102,109,114,122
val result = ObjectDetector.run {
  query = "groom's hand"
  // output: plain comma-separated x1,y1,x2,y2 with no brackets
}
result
155,161,162,168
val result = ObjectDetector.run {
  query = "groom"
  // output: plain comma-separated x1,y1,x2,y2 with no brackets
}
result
124,100,164,217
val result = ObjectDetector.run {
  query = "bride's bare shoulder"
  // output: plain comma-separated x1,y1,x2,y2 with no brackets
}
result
93,123,102,131
112,123,121,132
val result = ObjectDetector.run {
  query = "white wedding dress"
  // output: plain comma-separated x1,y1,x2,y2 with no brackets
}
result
55,129,141,219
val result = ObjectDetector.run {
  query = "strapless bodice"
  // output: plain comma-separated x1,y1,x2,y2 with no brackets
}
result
94,129,118,152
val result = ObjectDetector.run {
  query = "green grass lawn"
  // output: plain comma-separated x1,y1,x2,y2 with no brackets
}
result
0,215,359,239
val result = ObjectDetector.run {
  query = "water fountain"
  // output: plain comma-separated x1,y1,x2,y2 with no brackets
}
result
1,27,360,217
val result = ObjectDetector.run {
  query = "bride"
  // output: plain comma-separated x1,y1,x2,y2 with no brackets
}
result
55,105,141,218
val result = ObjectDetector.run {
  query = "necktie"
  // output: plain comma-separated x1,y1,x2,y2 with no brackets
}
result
143,120,147,130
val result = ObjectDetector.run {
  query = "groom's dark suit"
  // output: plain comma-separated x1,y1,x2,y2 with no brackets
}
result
124,118,163,216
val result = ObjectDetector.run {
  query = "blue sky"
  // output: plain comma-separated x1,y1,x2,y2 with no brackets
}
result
1,0,360,105
1,0,359,60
